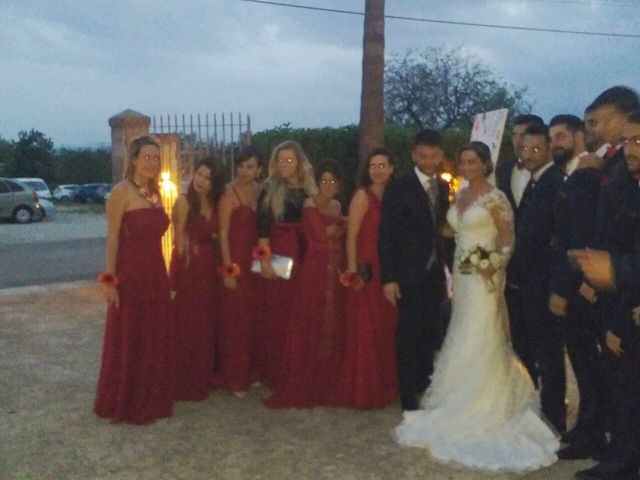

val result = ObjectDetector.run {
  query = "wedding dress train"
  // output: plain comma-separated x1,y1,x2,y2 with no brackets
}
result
395,188,559,472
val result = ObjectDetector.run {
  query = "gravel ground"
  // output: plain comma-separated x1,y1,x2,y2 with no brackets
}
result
0,206,106,245
0,283,591,480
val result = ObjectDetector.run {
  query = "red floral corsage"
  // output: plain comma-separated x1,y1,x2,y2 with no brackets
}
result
218,263,241,278
97,272,119,287
251,245,272,261
339,271,363,289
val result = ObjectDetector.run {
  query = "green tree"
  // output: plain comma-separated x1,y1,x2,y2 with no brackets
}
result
12,129,55,183
51,147,112,185
0,136,15,176
385,46,531,131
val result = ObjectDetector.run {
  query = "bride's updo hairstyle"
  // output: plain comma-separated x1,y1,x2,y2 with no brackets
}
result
458,141,493,177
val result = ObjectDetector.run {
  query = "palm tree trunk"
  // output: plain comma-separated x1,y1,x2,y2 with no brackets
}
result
358,0,385,168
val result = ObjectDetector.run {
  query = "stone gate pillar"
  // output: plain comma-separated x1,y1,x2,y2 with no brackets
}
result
108,109,151,182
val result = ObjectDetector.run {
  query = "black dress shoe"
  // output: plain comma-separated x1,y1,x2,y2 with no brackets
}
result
558,438,607,460
575,461,639,480
562,425,585,443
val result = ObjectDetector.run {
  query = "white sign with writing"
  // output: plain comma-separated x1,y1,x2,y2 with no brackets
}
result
470,108,509,166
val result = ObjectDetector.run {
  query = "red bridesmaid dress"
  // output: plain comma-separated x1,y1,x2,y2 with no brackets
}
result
256,188,307,387
170,208,218,401
340,188,399,409
212,187,260,392
264,206,347,408
94,207,175,424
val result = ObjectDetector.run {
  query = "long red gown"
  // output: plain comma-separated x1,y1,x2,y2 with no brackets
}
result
94,207,175,424
257,188,307,387
264,207,347,408
170,208,218,401
212,187,260,392
340,188,399,409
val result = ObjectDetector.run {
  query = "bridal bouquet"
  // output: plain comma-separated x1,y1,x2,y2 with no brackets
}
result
457,246,506,291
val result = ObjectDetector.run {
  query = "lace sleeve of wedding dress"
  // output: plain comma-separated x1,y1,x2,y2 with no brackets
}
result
487,190,515,259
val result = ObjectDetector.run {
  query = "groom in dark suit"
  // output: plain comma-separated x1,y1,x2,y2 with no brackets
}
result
378,129,450,411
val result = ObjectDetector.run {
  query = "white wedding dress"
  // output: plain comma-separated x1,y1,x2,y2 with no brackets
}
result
395,187,559,472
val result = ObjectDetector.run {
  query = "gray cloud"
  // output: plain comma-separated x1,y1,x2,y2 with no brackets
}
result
0,0,637,147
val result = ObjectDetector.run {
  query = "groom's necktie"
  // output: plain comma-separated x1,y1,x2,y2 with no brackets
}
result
425,176,438,271
426,177,438,208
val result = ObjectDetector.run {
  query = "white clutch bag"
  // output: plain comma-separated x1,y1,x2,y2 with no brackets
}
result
251,254,294,280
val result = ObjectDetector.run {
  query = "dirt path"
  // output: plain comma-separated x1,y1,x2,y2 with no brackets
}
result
0,283,592,480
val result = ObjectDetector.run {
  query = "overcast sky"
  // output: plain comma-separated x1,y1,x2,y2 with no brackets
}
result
1,0,638,147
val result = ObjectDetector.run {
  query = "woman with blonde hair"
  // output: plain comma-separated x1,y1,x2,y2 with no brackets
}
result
94,135,175,424
256,140,317,386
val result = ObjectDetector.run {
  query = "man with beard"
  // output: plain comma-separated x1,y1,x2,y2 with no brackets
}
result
572,109,640,480
547,115,606,459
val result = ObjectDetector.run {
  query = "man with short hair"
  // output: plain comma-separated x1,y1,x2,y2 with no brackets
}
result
547,114,606,459
378,129,450,412
573,109,640,480
496,114,545,384
508,123,566,433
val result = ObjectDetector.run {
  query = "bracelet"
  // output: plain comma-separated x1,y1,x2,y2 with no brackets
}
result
251,245,272,261
97,272,119,287
218,263,241,278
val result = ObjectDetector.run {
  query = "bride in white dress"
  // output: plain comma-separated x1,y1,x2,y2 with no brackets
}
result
395,141,559,472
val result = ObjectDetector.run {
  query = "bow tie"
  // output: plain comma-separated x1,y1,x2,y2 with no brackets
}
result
516,159,526,170
604,145,618,160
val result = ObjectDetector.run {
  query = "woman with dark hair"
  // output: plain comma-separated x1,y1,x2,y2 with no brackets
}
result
256,140,318,386
170,158,225,401
264,159,348,408
94,135,175,424
339,148,399,409
213,145,264,397
395,141,559,472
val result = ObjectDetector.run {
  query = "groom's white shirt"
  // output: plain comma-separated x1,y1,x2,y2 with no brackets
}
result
414,166,437,193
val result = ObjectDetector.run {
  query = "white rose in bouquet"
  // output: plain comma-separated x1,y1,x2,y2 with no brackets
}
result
469,253,480,266
489,252,504,268
492,272,501,285
479,259,490,270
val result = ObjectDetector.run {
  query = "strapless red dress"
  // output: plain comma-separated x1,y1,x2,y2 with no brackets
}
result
94,208,175,424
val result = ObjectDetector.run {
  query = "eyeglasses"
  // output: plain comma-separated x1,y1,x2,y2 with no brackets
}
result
143,155,161,161
622,137,640,147
520,146,544,153
277,157,295,164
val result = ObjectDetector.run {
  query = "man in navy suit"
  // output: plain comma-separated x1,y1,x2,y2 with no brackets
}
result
378,129,450,411
508,123,566,432
573,109,640,480
547,114,605,458
495,114,544,384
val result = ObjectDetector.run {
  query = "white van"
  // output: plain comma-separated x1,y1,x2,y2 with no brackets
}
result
12,177,52,199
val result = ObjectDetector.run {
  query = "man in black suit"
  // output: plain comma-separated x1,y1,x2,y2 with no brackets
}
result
378,129,450,411
573,110,640,480
547,115,606,458
495,114,544,383
508,123,567,432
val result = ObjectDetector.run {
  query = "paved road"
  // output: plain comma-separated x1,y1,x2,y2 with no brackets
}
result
0,237,104,289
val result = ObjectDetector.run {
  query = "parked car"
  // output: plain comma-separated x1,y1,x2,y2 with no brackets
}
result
32,197,56,221
12,177,52,199
74,183,110,203
0,177,42,223
53,184,80,202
